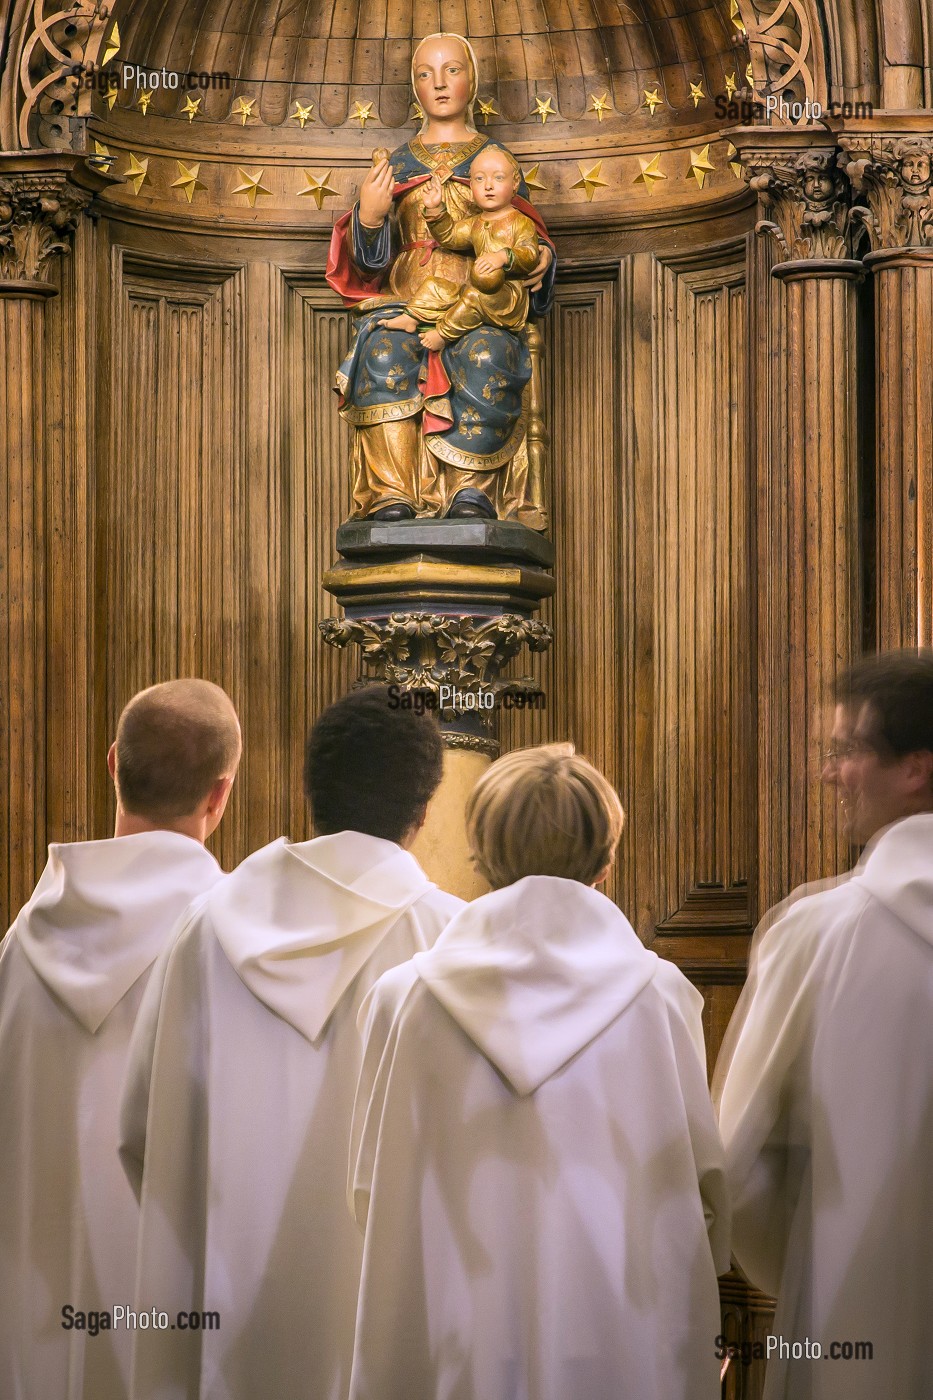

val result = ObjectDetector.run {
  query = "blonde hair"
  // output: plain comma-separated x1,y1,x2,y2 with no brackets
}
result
470,145,521,180
411,32,479,132
466,743,625,889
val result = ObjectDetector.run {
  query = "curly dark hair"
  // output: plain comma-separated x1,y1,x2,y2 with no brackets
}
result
836,649,933,760
304,685,443,842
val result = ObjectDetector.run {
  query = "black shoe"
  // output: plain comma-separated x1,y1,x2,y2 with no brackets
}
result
370,502,416,521
445,489,497,520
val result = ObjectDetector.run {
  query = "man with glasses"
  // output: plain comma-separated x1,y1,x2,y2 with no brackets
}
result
716,650,933,1400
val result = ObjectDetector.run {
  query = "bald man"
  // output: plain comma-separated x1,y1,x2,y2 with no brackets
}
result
0,680,241,1400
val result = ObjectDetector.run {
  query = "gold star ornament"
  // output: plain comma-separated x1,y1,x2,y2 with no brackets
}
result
571,160,609,201
688,144,715,189
136,89,153,115
689,81,705,107
299,169,339,209
104,86,119,111
727,142,744,179
588,92,611,122
232,167,272,207
477,98,498,125
182,95,202,121
725,72,738,101
291,101,315,128
746,61,755,84
643,87,663,115
171,161,205,203
123,153,149,194
533,95,557,124
102,22,120,66
729,0,747,34
634,153,667,194
411,101,424,122
232,97,256,126
88,140,113,174
351,101,375,128
522,164,548,194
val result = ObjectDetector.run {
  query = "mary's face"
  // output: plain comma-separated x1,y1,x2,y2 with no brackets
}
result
413,38,472,120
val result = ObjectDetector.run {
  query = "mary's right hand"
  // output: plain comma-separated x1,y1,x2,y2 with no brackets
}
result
359,159,395,228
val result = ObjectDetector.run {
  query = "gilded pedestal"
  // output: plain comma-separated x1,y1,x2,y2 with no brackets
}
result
321,519,554,896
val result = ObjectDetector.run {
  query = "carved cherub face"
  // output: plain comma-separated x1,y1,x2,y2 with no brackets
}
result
802,166,836,207
900,150,931,190
470,147,520,211
413,36,473,121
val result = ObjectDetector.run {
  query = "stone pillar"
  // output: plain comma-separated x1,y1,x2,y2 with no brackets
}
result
842,133,933,647
737,133,864,908
0,154,97,922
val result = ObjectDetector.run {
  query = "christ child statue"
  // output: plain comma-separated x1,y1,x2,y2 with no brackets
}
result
380,145,540,352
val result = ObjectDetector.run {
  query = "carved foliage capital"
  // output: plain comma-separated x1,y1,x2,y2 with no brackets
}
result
319,611,552,695
840,136,933,251
0,171,91,282
743,148,862,261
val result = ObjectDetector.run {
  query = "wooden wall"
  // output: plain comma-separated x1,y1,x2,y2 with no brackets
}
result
5,214,755,1077
502,240,753,1070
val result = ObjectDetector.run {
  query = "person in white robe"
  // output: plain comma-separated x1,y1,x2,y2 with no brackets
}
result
716,650,933,1399
0,679,241,1400
119,684,463,1400
349,742,730,1400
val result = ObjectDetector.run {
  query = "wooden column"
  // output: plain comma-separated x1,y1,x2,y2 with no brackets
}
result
867,248,933,646
0,156,98,925
842,133,933,648
0,279,54,921
738,133,864,908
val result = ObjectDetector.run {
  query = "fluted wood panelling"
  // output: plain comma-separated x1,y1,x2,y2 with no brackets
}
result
0,291,47,927
281,276,357,844
43,218,97,852
753,250,861,911
873,258,933,648
504,251,752,953
499,274,634,919
98,256,359,877
654,253,753,928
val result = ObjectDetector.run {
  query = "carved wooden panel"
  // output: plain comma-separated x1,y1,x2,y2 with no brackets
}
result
652,250,754,934
96,252,358,875
504,246,753,962
499,273,633,916
280,274,358,844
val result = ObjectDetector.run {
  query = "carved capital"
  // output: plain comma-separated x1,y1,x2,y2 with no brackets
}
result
319,612,552,699
0,169,91,282
840,135,933,251
742,146,863,261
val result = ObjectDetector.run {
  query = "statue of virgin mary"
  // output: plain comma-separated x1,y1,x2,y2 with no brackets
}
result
326,32,555,526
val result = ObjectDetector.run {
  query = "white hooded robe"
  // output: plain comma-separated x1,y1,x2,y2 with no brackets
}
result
717,813,933,1398
119,831,462,1400
0,831,223,1400
349,875,730,1400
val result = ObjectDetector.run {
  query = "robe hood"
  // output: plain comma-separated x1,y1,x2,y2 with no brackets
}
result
856,812,933,945
211,832,436,1043
12,832,221,1033
413,876,660,1095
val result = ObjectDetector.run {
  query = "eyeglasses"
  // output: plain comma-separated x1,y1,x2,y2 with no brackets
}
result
822,740,873,763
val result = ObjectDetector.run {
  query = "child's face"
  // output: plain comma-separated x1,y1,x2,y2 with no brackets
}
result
470,151,519,211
